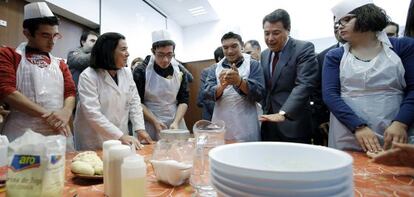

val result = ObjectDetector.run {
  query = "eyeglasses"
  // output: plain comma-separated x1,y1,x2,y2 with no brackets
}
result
155,52,174,59
335,15,356,27
38,32,63,41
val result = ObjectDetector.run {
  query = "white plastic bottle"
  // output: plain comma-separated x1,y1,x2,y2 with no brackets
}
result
0,135,8,188
103,140,121,196
107,145,132,197
121,154,146,197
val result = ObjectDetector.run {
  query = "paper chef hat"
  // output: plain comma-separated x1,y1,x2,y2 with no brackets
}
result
152,30,172,43
332,0,373,22
24,2,55,20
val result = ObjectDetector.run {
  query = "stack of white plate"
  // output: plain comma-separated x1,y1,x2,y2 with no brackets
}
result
208,142,354,197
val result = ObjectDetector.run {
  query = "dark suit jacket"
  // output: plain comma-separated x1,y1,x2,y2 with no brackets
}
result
261,38,319,138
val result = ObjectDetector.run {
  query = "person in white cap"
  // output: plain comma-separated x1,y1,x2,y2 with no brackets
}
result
323,0,414,153
132,30,189,140
73,32,153,150
0,2,76,150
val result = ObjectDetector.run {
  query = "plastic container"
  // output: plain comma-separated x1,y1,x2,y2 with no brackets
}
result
0,135,8,188
107,145,132,197
121,154,146,197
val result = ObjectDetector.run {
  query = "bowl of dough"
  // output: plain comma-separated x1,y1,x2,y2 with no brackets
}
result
71,151,103,179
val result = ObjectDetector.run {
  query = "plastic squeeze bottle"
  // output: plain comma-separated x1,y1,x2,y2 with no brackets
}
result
121,154,146,197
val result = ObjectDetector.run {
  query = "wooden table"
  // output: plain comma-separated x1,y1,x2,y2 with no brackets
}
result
1,145,414,197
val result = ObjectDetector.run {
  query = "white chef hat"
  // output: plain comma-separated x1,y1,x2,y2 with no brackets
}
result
24,2,55,20
151,30,172,43
332,0,373,22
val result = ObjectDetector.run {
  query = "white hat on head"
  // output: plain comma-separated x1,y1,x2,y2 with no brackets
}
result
332,0,373,22
24,2,55,20
151,30,172,43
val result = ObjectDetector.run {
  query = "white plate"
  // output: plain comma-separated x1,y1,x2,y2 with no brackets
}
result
211,170,353,197
209,142,353,181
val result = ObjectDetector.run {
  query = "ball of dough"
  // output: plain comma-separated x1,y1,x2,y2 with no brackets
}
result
71,160,95,175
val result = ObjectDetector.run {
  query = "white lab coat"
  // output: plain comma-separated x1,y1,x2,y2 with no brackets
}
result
73,67,145,150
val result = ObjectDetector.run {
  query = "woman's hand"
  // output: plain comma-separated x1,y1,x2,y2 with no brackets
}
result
355,126,382,152
136,130,154,144
119,134,143,150
372,142,414,168
383,121,408,150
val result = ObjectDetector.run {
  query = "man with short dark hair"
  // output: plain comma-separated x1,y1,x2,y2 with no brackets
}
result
67,30,98,87
244,40,261,61
0,2,76,149
259,9,319,144
384,21,399,37
133,30,189,140
203,32,265,141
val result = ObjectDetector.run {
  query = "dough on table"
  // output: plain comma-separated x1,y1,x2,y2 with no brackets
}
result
72,151,103,175
71,160,95,175
366,150,384,158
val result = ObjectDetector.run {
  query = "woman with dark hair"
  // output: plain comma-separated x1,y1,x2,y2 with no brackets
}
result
73,32,153,150
323,0,414,152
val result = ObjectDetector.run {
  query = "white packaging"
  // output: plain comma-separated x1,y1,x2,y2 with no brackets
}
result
0,135,9,186
6,130,66,197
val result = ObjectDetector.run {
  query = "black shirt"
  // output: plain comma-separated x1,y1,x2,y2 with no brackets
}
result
132,57,189,105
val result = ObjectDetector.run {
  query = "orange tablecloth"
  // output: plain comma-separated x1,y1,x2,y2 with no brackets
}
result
1,146,414,197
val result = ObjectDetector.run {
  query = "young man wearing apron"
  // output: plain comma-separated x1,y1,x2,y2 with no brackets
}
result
323,0,414,152
202,32,265,142
0,2,76,150
133,30,189,140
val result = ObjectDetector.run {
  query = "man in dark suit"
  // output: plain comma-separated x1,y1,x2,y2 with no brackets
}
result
259,9,319,143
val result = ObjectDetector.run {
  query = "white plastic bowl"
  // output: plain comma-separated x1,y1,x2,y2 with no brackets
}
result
209,142,353,181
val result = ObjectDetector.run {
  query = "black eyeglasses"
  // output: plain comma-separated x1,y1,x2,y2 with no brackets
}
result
335,15,356,27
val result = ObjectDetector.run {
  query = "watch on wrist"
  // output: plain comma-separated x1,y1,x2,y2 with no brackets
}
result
278,110,286,117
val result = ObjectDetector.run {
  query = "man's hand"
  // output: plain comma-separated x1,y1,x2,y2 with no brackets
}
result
383,121,408,150
169,121,179,129
136,130,154,144
355,126,382,153
259,114,286,123
42,109,72,130
218,69,229,87
152,120,167,138
224,66,241,86
0,106,10,123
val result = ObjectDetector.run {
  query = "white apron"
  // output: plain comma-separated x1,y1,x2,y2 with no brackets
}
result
329,32,414,151
144,56,187,140
1,43,74,150
212,54,260,142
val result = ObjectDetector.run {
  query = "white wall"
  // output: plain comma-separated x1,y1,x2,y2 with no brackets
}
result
167,18,185,61
100,0,167,65
45,0,99,24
